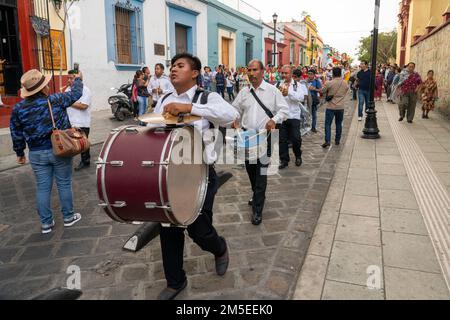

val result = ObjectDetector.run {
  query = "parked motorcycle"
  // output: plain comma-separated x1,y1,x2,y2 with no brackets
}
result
108,84,133,121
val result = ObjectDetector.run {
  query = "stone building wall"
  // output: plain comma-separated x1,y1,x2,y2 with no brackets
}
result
411,24,450,115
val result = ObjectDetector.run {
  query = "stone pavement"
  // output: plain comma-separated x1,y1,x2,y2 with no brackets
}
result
294,100,450,300
0,100,355,300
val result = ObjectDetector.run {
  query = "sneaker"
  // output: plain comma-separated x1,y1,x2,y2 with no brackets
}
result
64,213,82,227
358,117,363,121
41,220,55,234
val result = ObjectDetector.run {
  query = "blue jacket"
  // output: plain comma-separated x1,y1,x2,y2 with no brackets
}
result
10,79,84,157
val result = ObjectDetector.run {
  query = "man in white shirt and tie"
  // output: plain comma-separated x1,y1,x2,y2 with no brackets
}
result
232,60,289,225
152,53,239,300
278,65,309,170
149,63,174,108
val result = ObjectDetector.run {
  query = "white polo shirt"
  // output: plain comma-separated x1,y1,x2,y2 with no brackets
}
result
67,86,92,128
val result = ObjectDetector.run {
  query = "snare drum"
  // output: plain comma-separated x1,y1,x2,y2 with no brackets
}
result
97,125,208,226
225,129,269,162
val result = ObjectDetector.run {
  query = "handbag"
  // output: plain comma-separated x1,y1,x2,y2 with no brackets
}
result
48,99,90,157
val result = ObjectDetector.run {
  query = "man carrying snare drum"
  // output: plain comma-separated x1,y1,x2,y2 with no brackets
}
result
232,60,289,226
153,53,239,300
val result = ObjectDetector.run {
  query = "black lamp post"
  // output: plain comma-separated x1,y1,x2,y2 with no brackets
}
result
363,0,381,139
311,35,315,65
272,13,278,66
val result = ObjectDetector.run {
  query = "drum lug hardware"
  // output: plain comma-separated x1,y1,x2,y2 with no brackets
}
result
111,201,127,208
95,160,124,167
145,202,171,210
98,203,108,208
125,128,139,133
142,161,169,167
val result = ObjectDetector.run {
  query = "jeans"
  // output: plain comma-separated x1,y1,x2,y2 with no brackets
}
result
29,149,75,227
325,109,345,144
358,90,370,118
311,102,318,130
226,86,235,100
216,85,225,98
137,96,148,116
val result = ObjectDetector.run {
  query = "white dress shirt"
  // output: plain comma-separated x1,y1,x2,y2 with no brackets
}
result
66,86,92,128
149,75,174,102
153,85,239,164
281,80,309,120
232,80,289,130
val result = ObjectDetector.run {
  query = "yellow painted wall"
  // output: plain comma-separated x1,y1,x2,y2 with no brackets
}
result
304,16,318,65
397,0,450,65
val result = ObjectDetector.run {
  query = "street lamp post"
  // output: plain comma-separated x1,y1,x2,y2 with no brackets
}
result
311,35,315,65
272,13,278,67
363,0,381,139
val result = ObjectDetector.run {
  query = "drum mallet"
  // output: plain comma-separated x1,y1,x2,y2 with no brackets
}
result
123,222,160,252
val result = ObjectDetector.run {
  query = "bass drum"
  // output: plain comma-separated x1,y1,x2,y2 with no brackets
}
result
96,125,208,226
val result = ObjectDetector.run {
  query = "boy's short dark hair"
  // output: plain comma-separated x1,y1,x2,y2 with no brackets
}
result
171,53,202,72
332,67,342,78
308,69,316,75
293,69,302,78
155,63,165,70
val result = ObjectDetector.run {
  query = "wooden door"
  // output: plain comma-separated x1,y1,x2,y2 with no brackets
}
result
221,37,230,68
175,24,188,54
115,7,132,64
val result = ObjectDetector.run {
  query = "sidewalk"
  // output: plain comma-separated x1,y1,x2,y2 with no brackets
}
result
0,110,134,172
294,100,450,300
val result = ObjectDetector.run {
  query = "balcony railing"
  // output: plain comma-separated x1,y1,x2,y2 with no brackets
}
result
216,0,261,21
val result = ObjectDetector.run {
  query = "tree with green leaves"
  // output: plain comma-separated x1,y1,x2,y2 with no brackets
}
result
357,30,397,65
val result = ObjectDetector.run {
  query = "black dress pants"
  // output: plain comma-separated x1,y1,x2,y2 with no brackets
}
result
279,119,302,164
159,167,226,289
245,160,269,215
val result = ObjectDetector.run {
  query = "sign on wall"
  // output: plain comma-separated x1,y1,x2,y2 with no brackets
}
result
41,29,67,71
154,44,165,56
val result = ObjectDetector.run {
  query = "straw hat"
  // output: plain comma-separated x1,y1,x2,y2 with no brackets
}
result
20,69,52,98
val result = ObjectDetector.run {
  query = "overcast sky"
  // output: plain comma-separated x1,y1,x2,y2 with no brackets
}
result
245,0,399,60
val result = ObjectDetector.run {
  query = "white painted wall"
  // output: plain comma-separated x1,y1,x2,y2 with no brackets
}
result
68,0,208,112
69,0,136,112
165,0,209,65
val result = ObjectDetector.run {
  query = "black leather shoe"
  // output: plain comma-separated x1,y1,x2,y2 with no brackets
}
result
215,240,229,276
157,280,188,300
407,120,413,123
398,117,404,122
295,158,302,167
311,128,317,133
278,162,288,170
335,141,340,146
74,162,90,171
248,199,253,206
322,143,330,148
251,209,262,226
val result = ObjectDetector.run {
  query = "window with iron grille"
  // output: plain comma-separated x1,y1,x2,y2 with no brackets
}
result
112,0,144,65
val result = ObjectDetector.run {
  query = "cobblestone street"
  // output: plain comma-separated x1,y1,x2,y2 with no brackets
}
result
0,102,355,300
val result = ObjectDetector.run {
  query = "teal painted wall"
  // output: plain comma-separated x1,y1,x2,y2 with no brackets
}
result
206,0,262,69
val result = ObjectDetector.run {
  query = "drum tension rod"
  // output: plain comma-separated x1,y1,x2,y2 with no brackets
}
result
141,161,169,167
99,201,127,208
145,202,171,210
95,160,124,167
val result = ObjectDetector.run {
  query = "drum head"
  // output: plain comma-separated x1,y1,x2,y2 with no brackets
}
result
166,127,208,226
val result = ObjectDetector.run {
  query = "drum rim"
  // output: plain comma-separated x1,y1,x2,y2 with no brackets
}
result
98,125,134,223
165,127,209,226
158,129,178,225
